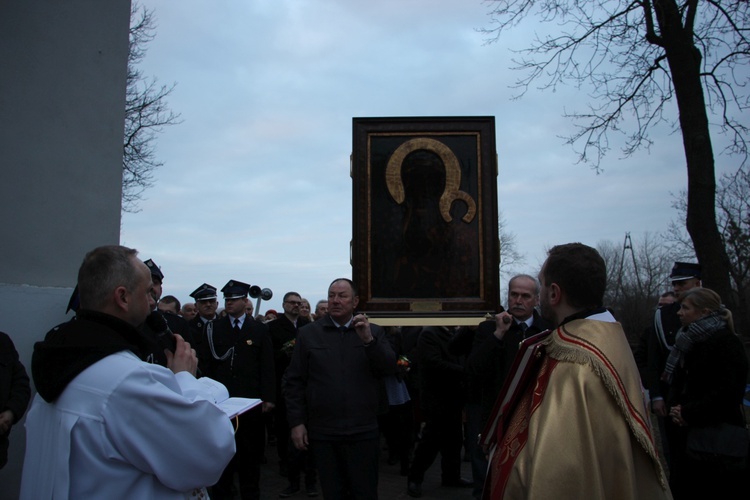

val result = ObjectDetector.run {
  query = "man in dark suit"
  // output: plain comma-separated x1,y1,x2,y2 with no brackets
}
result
464,274,550,499
469,274,550,427
267,291,317,497
202,280,276,500
407,326,472,498
188,283,219,374
191,283,220,325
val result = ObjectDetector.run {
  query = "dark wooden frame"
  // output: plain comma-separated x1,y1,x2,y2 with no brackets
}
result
351,116,499,321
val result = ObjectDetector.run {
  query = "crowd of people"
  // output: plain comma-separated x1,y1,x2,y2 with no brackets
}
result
159,295,324,326
4,243,748,499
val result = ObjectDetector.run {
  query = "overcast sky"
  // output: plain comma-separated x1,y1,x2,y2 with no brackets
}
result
120,0,740,314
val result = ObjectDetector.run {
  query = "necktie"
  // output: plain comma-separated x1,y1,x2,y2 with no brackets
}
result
233,318,241,333
519,322,528,337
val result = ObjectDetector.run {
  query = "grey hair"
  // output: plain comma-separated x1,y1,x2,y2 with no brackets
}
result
77,245,141,310
509,274,541,295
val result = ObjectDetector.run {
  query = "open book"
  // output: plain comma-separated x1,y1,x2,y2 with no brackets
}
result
193,377,262,419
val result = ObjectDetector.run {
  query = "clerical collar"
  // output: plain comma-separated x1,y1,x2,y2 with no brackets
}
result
559,307,615,327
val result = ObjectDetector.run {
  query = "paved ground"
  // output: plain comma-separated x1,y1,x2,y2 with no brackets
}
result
257,440,476,500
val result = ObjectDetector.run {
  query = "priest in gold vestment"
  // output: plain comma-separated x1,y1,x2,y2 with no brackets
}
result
483,243,672,500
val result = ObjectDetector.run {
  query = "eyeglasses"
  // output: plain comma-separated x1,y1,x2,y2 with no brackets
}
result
285,300,302,306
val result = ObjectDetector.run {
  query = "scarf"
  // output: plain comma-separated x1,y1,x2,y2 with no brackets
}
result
32,310,147,402
661,310,726,384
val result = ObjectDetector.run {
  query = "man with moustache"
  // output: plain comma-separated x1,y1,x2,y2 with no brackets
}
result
462,274,550,499
468,274,551,431
483,243,670,499
191,283,220,325
284,279,396,500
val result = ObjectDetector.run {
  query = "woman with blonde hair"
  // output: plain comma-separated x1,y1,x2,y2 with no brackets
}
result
299,298,312,323
663,287,748,499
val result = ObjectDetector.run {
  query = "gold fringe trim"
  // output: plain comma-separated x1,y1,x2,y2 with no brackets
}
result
545,325,670,491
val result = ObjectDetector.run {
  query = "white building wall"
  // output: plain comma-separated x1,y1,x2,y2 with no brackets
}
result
0,1,132,497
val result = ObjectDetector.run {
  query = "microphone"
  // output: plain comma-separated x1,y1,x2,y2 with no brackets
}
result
146,311,177,353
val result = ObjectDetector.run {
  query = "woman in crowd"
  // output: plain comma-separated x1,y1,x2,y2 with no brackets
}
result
663,288,748,499
299,298,313,323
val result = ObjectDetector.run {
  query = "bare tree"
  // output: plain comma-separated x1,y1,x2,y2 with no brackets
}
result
483,0,749,311
122,3,181,213
717,169,750,294
499,213,525,279
597,239,623,305
497,214,530,305
634,232,675,297
668,167,750,333
597,233,673,346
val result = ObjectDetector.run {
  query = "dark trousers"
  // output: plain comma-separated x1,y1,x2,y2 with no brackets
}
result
378,401,414,472
408,405,463,484
311,437,380,500
668,423,747,499
464,402,486,499
654,413,671,471
212,408,266,500
286,439,318,488
273,399,290,467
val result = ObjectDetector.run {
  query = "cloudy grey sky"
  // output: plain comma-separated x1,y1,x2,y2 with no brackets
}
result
120,0,738,314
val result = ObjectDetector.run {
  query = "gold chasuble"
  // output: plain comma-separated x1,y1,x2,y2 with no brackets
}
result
486,319,672,500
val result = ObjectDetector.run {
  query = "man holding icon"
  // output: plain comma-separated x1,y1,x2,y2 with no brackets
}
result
284,278,396,500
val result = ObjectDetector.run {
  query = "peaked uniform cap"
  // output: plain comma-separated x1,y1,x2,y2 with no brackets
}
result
190,283,217,301
222,280,251,300
143,259,164,281
669,262,701,281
